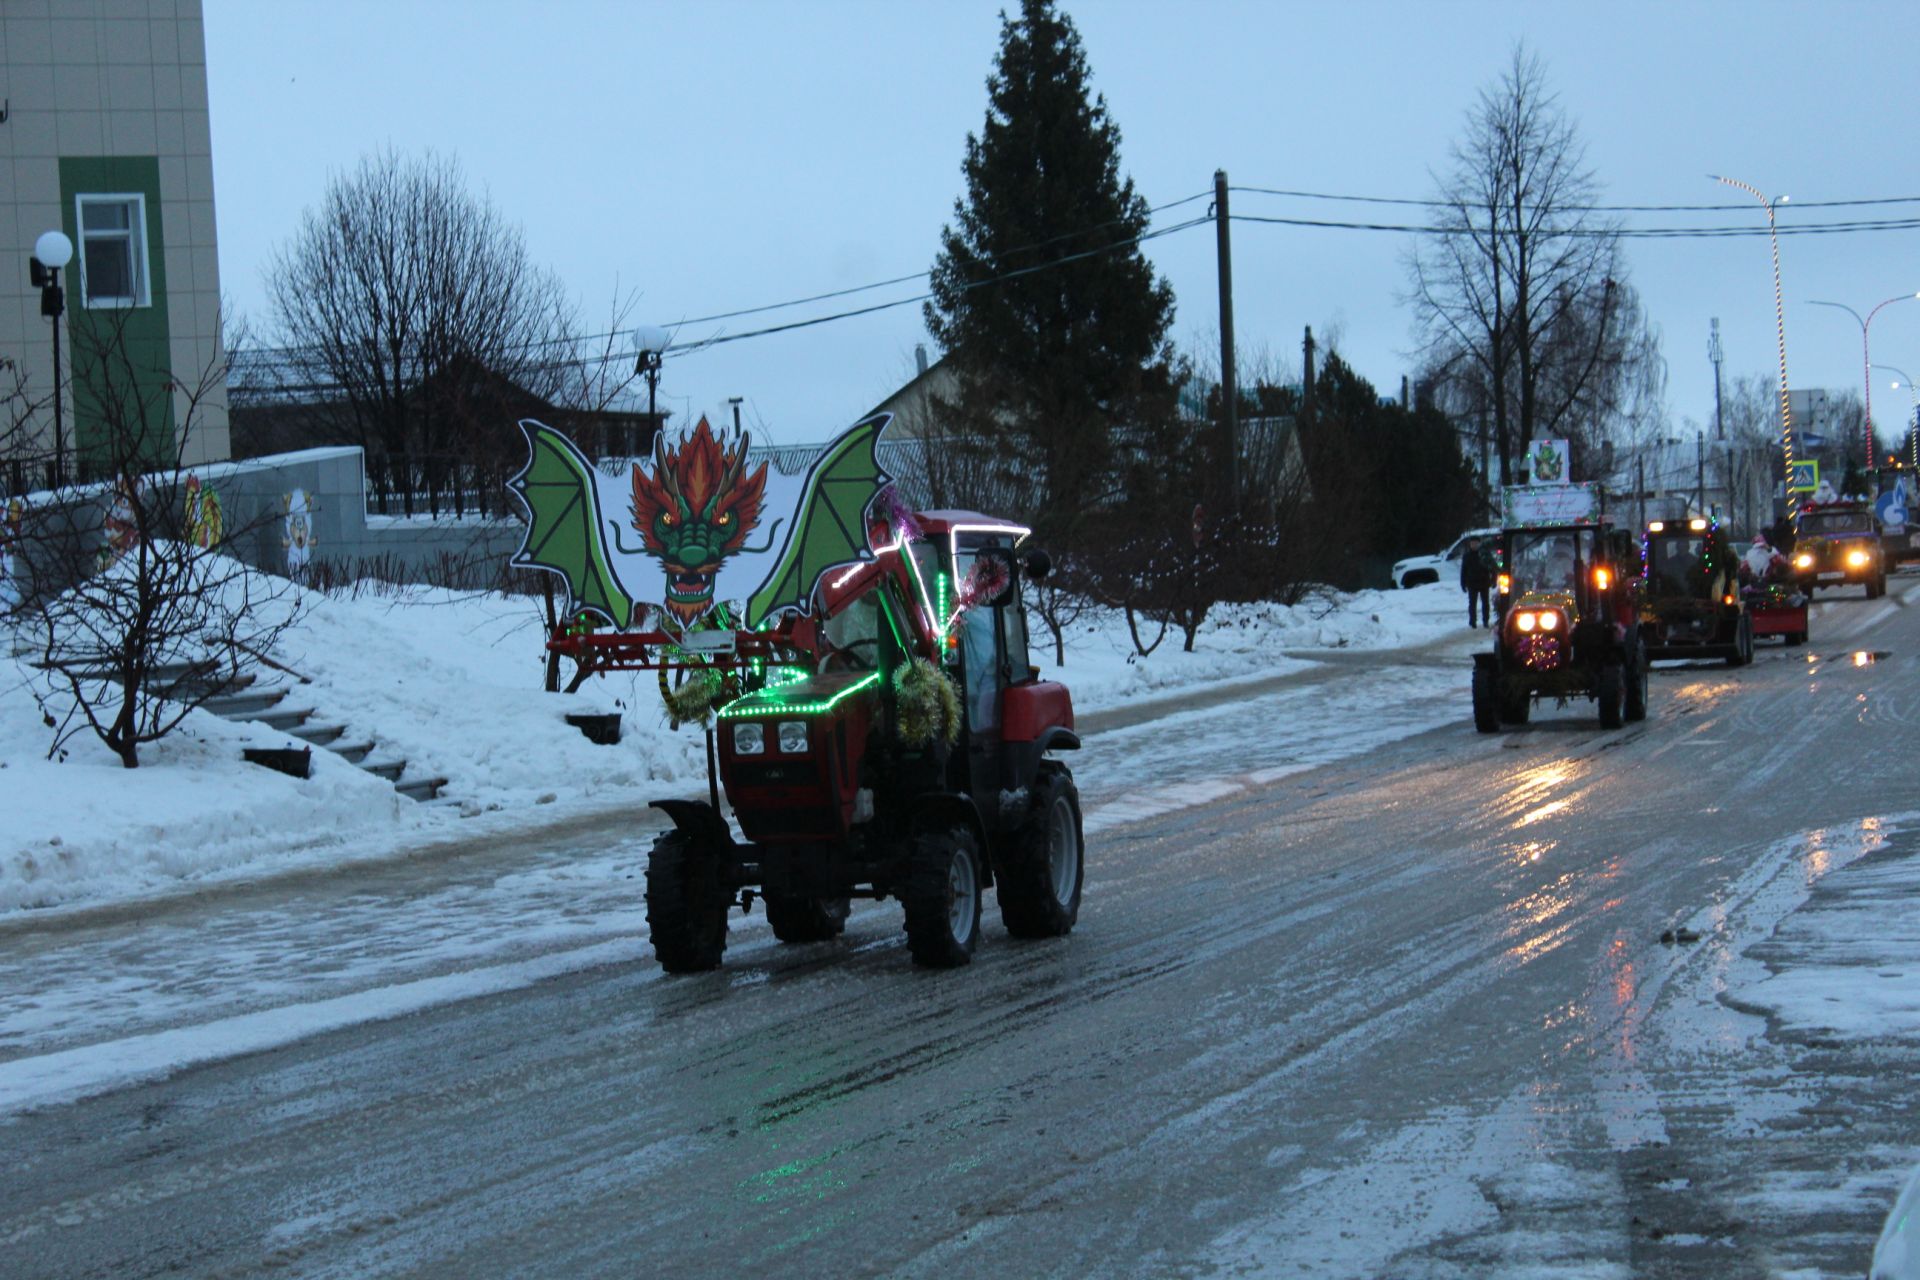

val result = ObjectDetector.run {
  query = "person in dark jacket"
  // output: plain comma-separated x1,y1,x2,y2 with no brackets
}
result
1460,535,1493,627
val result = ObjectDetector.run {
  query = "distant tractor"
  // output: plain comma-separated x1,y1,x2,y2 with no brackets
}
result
1640,517,1754,665
1473,485,1648,732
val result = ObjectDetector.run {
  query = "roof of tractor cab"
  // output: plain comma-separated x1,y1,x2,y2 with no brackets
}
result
912,510,1030,539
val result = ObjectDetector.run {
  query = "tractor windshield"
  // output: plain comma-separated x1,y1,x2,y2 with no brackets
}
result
820,587,881,671
1646,535,1709,597
1506,529,1591,594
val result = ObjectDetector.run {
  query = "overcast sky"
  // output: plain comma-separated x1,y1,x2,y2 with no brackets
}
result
205,0,1920,451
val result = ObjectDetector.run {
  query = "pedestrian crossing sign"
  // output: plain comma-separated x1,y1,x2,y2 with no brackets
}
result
1788,459,1819,494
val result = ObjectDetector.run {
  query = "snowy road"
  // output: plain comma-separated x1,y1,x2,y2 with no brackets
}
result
5,586,1920,1276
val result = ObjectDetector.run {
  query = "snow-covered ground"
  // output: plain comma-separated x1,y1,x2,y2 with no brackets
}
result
0,578,1467,917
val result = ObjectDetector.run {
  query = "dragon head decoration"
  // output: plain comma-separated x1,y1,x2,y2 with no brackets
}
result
628,416,769,623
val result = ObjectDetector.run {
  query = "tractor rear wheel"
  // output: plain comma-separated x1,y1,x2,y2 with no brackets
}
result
1597,662,1625,730
1625,641,1649,722
645,831,730,973
1472,663,1501,734
901,827,983,968
765,894,850,944
998,765,1084,939
1725,615,1753,667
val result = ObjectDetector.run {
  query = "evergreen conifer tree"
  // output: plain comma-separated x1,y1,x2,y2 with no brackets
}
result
925,0,1178,520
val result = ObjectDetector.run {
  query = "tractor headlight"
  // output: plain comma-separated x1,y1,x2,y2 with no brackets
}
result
1847,549,1871,568
1538,611,1560,631
777,720,809,754
1516,611,1537,632
1793,553,1814,569
732,722,766,755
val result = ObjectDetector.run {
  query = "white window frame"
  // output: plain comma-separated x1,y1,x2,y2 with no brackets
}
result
75,192,152,310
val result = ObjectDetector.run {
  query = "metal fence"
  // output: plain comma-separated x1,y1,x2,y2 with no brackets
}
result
364,454,514,520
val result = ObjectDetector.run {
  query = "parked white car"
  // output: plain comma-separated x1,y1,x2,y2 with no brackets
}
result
1391,527,1500,589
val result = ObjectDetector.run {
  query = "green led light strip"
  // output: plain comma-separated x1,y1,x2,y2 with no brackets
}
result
718,671,880,719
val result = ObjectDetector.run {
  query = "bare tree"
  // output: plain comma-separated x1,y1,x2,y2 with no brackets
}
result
1408,45,1661,486
12,310,302,768
260,148,580,481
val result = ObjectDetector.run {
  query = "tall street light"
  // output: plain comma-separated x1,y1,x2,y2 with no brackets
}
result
1808,293,1920,468
29,229,74,488
632,324,671,456
1711,176,1793,493
1876,363,1920,469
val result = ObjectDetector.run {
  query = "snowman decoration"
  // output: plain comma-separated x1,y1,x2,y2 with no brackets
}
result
283,488,317,584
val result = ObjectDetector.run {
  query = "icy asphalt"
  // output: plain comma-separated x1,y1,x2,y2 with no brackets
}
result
4,584,1920,1276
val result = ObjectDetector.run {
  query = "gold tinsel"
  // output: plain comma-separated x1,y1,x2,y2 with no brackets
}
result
661,668,723,726
894,657,961,747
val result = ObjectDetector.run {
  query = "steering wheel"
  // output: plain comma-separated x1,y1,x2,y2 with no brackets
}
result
821,638,880,673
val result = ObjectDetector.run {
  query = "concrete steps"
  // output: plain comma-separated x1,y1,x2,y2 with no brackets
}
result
199,674,446,803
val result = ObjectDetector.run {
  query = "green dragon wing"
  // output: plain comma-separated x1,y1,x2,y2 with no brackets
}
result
744,414,893,629
506,419,635,628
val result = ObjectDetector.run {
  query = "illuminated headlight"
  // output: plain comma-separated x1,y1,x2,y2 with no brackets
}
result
1793,553,1814,569
1515,611,1537,632
777,720,808,754
1538,611,1560,631
1847,549,1871,568
732,722,766,755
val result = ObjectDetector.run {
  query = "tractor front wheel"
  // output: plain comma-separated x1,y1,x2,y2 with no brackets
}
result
1625,640,1650,723
765,894,850,944
645,831,730,973
1597,662,1625,730
998,765,1084,939
1472,663,1501,734
902,828,983,968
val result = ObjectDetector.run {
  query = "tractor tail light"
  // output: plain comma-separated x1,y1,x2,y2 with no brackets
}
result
1723,593,1735,606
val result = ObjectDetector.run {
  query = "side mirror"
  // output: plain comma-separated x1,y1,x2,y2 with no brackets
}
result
1023,548,1052,583
985,547,1018,608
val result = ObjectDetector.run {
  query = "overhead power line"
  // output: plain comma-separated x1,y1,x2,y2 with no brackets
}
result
1229,212,1920,238
1228,185,1920,213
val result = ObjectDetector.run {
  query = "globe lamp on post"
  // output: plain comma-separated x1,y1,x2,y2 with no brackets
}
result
30,229,74,488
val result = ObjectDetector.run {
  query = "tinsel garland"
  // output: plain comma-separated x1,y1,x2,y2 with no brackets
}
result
958,554,1010,609
661,668,723,726
893,656,961,747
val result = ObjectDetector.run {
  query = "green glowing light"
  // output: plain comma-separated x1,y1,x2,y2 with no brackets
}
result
717,671,880,719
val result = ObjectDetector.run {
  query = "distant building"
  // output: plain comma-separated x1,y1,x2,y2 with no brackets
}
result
1,0,229,487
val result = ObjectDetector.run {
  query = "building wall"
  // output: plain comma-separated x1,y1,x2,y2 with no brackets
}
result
0,0,228,485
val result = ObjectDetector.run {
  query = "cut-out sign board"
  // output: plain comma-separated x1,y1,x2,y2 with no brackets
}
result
508,413,893,630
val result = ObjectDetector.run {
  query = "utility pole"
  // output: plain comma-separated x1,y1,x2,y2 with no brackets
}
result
1301,325,1316,430
1696,430,1705,513
1709,317,1725,440
1636,453,1646,532
1213,169,1239,515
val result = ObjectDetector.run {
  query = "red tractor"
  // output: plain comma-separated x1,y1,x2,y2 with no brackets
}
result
551,512,1084,970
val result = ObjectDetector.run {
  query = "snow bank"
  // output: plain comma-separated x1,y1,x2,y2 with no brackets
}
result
0,578,1470,916
1035,583,1464,712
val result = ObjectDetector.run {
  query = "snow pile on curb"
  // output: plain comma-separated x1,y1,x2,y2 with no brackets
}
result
1035,585,1465,710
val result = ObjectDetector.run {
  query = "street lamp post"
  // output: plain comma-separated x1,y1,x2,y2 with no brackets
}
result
632,324,670,456
1875,363,1920,470
1711,176,1794,494
29,229,74,488
1808,293,1920,471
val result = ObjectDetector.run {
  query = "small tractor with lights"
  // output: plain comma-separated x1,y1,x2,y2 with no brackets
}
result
1472,483,1648,732
1639,516,1756,665
550,512,1084,972
1789,499,1887,598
